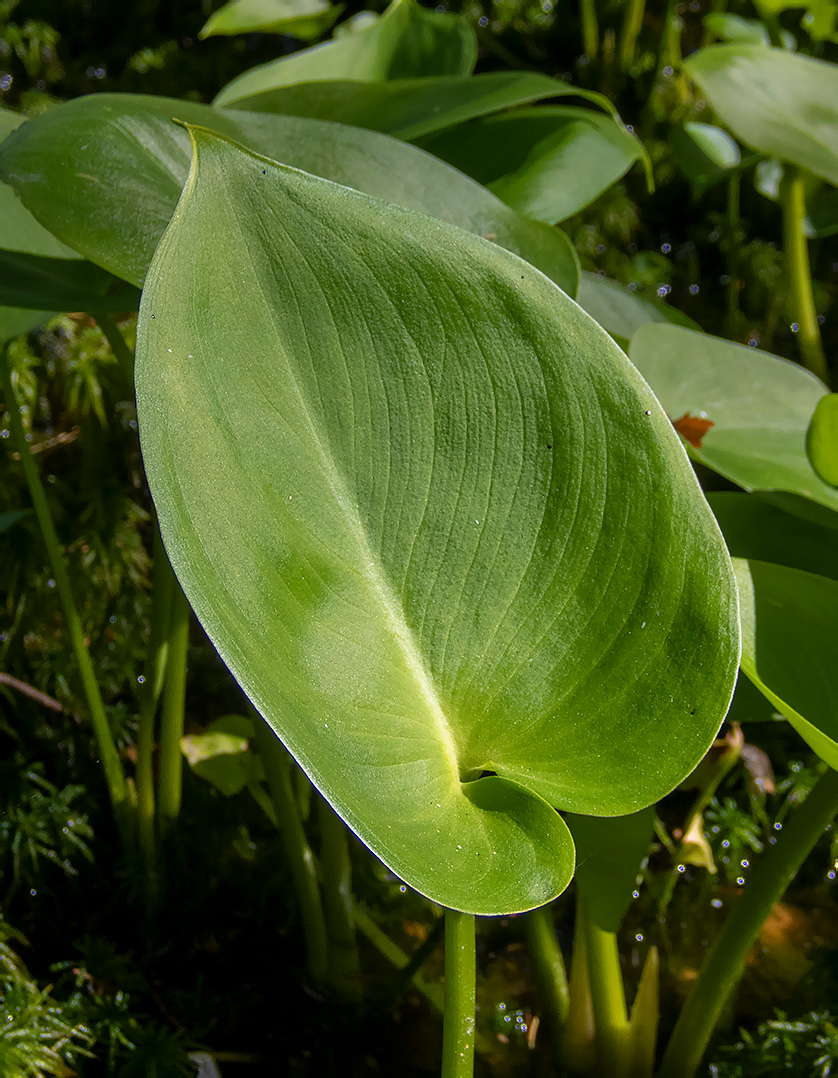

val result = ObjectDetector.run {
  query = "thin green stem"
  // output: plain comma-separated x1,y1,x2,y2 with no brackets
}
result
659,766,838,1078
619,0,645,71
318,795,362,999
156,582,189,831
252,716,329,984
1,344,129,836
524,904,569,1054
441,909,476,1078
584,903,630,1077
92,312,134,391
781,166,829,385
135,528,176,863
580,0,599,60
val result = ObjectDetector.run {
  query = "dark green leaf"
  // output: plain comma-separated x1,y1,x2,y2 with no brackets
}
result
135,128,738,912
707,491,838,581
734,559,838,768
0,250,140,313
563,808,655,931
576,273,697,350
215,71,616,143
669,122,741,193
0,93,578,296
415,106,645,224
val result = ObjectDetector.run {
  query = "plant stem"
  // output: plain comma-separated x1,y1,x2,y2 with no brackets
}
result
580,0,599,60
318,795,362,999
584,905,631,1077
618,0,645,71
0,344,130,837
781,166,829,384
441,909,476,1078
565,897,596,1073
92,312,134,391
252,717,329,984
524,904,569,1053
156,581,189,832
659,766,838,1078
135,527,176,863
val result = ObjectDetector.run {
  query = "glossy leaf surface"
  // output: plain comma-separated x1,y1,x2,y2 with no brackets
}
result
199,0,344,41
215,71,614,143
0,93,578,297
136,129,738,913
734,559,838,769
576,274,698,351
564,808,655,931
213,0,476,106
669,122,741,193
708,492,838,581
415,106,644,224
629,324,838,510
806,393,838,487
684,45,838,184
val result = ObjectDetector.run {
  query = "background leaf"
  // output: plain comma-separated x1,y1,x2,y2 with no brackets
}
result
734,559,838,769
0,93,578,297
135,127,738,913
563,808,655,932
213,71,616,143
806,393,838,487
414,106,644,224
629,324,838,510
213,0,476,106
683,44,838,184
576,273,698,351
199,0,345,42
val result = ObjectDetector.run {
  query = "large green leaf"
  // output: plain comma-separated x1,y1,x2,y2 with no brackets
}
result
683,45,838,185
213,0,476,106
576,274,698,351
135,127,738,913
707,491,838,581
414,106,644,225
629,324,838,511
199,0,345,41
0,93,578,297
734,559,838,769
214,71,615,143
563,808,655,931
669,122,741,194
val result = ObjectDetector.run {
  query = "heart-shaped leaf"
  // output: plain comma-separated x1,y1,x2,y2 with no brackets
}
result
629,324,838,510
214,0,476,106
135,127,738,913
734,559,838,769
414,106,645,225
199,0,345,41
215,71,616,143
683,45,838,185
563,808,655,931
708,492,838,581
0,93,577,297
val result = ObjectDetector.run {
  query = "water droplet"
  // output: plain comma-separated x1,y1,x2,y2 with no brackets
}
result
645,409,652,416
635,932,644,942
399,885,406,892
661,243,671,254
689,284,699,295
29,889,36,897
711,898,723,908
677,864,685,873
737,877,745,886
791,323,799,333
137,675,145,684
721,839,730,848
774,822,782,830
657,285,671,297
740,859,749,868
632,890,640,899
663,65,674,76
47,579,55,588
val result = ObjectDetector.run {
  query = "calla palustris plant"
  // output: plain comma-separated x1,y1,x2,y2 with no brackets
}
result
135,125,739,915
